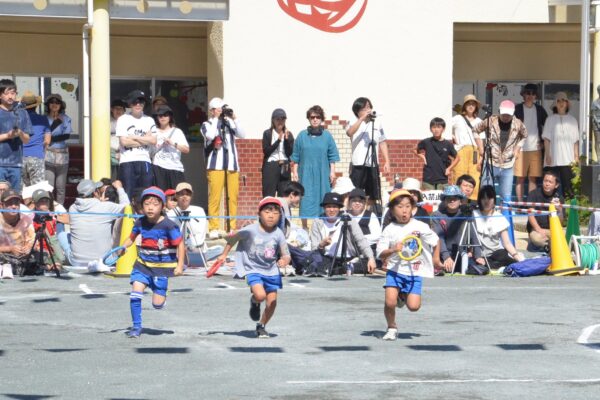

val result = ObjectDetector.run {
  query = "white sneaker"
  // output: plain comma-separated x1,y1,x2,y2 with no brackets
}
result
208,230,220,240
382,328,398,341
2,264,14,279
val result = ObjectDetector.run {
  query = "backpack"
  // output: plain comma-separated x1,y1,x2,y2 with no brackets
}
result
503,257,550,277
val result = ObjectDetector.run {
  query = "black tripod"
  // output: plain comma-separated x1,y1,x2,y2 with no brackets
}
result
451,211,490,275
24,216,60,277
219,117,232,232
326,214,367,277
361,114,383,217
479,107,495,189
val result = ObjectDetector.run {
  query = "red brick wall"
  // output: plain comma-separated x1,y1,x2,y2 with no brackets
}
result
234,126,425,219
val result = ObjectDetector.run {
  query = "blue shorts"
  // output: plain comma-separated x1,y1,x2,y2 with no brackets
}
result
246,273,282,293
130,268,169,297
383,270,422,295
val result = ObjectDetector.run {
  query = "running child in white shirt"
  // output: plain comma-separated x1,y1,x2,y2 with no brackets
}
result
376,189,439,341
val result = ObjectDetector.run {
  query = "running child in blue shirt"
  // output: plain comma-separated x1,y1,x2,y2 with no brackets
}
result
120,186,185,338
216,196,291,338
376,189,439,341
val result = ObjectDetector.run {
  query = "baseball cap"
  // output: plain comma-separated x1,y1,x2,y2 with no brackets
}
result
164,189,176,197
258,196,283,212
348,188,367,200
175,182,193,193
125,90,146,105
499,100,515,116
208,97,225,110
155,105,173,116
271,108,287,119
32,189,52,203
521,83,538,95
77,179,103,197
320,192,344,207
388,189,413,206
1,189,22,203
141,186,166,204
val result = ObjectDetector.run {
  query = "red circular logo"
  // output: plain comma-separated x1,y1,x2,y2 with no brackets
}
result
277,0,368,33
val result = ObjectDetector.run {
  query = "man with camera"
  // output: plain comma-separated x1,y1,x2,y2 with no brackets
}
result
346,97,390,205
202,97,245,238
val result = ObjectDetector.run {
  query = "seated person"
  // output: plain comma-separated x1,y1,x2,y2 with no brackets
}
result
383,178,429,229
431,185,482,273
526,170,563,251
347,187,381,250
167,182,222,267
473,185,524,269
309,192,376,275
436,174,476,213
165,188,177,211
0,190,35,278
31,189,66,272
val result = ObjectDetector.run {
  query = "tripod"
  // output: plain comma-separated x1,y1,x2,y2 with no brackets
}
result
177,209,208,269
361,115,383,217
24,216,60,277
219,118,232,232
479,109,495,189
326,214,367,277
451,213,490,275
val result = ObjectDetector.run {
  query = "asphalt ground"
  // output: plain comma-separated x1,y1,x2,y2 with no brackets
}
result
1,271,600,400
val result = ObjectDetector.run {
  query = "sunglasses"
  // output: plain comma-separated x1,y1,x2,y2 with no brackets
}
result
157,113,170,118
131,99,145,105
524,91,536,96
309,115,322,120
48,100,61,105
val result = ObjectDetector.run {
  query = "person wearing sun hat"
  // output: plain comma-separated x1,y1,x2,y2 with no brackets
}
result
431,185,482,274
542,91,579,198
0,188,34,278
21,91,51,187
44,93,72,204
451,94,483,199
514,83,548,202
473,99,527,203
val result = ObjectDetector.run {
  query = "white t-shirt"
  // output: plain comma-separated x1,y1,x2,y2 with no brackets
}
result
153,127,188,172
116,113,157,164
266,129,288,163
346,117,386,167
473,210,510,256
376,219,439,278
451,114,481,151
542,114,579,166
522,105,540,151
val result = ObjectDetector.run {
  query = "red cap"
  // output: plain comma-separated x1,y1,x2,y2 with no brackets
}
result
165,189,176,196
258,196,282,211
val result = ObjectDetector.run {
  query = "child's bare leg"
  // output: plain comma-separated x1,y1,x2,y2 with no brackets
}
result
406,293,421,312
152,293,166,309
384,287,398,328
251,283,267,303
260,291,277,326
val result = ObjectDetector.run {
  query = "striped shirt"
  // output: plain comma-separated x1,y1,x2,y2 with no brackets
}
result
131,217,182,277
201,116,245,171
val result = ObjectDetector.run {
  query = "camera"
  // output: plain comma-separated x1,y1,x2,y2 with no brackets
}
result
34,213,52,224
221,104,234,118
367,111,377,120
340,212,352,223
460,202,477,217
481,104,493,115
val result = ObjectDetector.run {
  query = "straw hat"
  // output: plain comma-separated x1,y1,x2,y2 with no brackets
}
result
462,94,481,107
20,91,42,109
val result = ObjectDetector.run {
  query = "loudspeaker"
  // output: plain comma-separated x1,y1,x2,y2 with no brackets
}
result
581,165,600,206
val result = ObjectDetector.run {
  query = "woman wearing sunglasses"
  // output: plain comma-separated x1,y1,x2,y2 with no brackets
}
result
44,94,72,205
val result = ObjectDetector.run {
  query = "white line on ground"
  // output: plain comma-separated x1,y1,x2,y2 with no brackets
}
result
577,324,600,353
208,282,237,290
288,282,305,288
78,284,94,295
287,378,600,385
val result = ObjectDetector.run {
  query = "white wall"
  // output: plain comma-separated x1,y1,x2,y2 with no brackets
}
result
222,0,552,140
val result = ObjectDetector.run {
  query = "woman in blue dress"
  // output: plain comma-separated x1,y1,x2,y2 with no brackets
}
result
291,105,340,229
44,94,72,205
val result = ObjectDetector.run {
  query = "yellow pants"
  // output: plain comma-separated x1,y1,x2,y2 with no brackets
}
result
453,145,480,201
207,170,239,231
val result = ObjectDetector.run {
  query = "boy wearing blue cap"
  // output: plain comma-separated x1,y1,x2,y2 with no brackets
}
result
120,186,184,338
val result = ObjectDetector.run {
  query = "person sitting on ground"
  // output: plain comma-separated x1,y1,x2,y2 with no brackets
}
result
382,178,430,229
437,174,477,213
415,117,459,190
31,189,65,273
309,192,376,275
167,182,223,268
0,189,35,278
277,181,309,249
347,188,381,249
431,185,482,273
473,185,524,269
526,169,564,251
58,179,130,266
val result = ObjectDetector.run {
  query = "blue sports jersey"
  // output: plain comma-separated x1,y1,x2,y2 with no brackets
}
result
131,216,182,277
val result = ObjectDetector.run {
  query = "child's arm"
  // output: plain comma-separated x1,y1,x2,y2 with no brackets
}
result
174,239,185,276
445,154,460,176
276,238,291,267
414,145,427,165
216,243,233,264
120,233,138,250
379,240,403,260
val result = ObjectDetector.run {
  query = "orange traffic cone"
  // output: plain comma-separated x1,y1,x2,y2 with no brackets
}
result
547,203,582,276
106,204,137,277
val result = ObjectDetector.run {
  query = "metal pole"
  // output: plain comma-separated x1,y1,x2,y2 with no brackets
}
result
90,0,111,180
582,0,591,165
82,0,93,179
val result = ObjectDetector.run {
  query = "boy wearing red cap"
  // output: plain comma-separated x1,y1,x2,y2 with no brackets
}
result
216,196,291,338
120,186,184,338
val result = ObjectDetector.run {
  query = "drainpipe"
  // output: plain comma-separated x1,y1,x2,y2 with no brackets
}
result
82,0,93,179
582,0,592,165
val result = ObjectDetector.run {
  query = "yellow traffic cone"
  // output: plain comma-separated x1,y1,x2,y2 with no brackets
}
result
106,204,137,277
547,203,581,276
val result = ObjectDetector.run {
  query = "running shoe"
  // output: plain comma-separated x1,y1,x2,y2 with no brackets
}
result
249,297,261,321
127,327,142,338
256,323,269,338
382,327,398,341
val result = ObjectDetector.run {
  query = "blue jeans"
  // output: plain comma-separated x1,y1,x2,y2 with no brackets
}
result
482,167,513,203
118,161,154,198
57,231,77,266
0,166,22,192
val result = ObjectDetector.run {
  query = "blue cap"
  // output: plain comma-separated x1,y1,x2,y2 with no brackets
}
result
141,186,166,204
440,185,465,200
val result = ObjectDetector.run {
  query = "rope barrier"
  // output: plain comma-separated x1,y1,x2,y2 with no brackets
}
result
508,200,600,213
